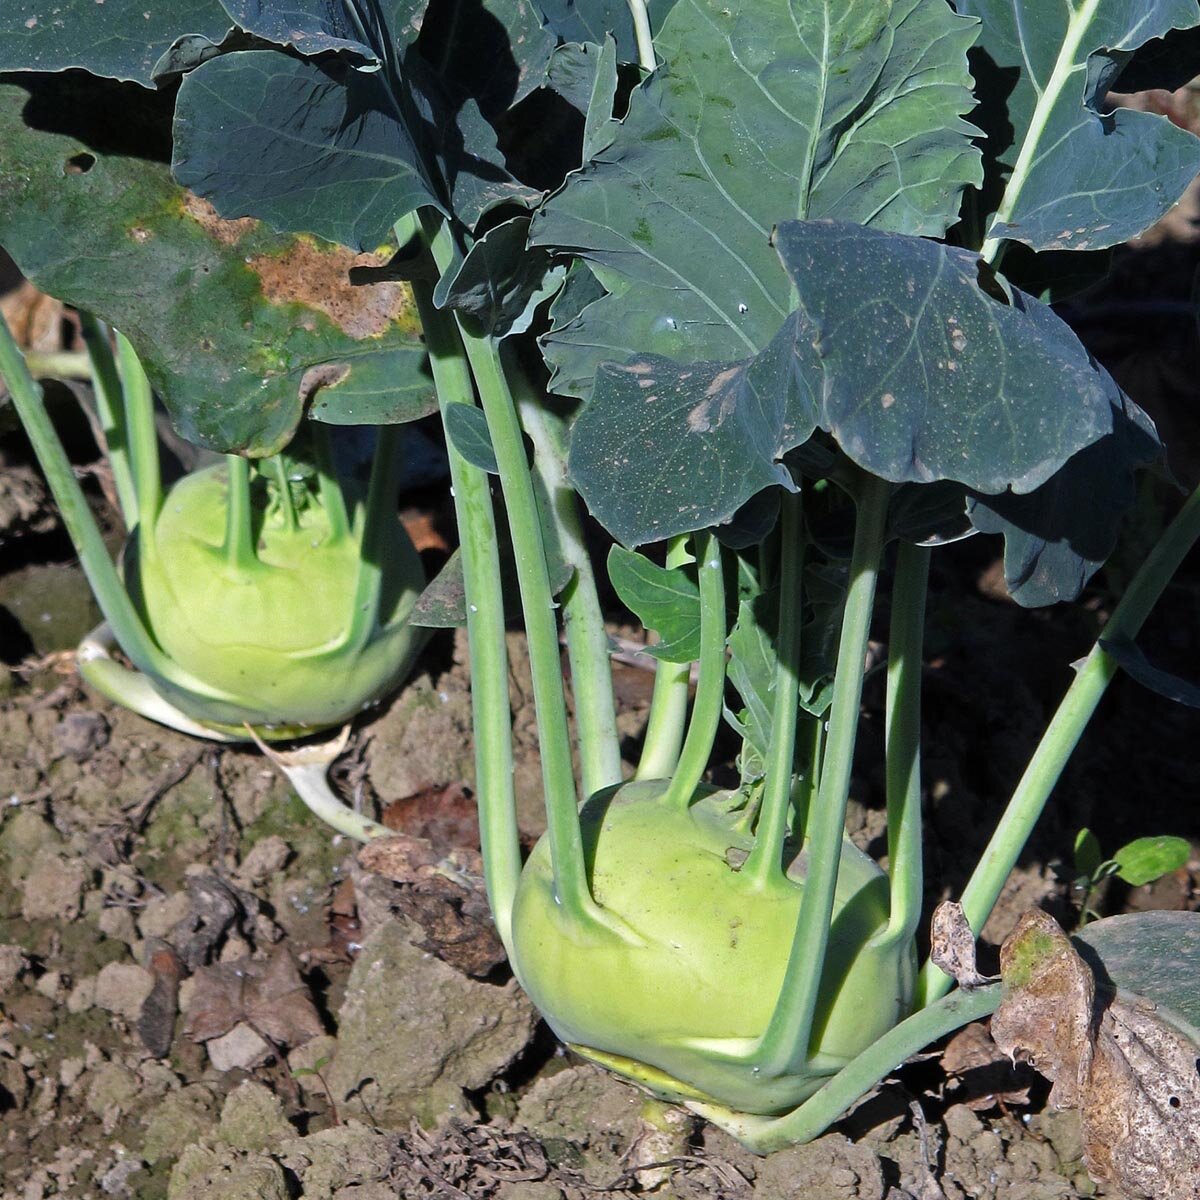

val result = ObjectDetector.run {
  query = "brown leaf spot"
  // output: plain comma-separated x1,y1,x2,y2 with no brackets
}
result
181,192,255,246
248,237,414,339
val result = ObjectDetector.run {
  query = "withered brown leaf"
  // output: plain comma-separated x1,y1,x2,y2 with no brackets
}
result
990,909,1200,1199
182,948,323,1050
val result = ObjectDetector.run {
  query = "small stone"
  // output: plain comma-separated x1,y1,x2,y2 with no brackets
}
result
137,891,192,940
21,851,87,921
206,1022,273,1073
94,963,155,1021
237,836,291,885
34,969,63,999
218,1081,294,1152
141,1085,220,1165
67,974,97,1014
59,1057,85,1088
85,1062,140,1118
943,1103,985,1144
0,944,27,993
52,712,109,762
98,906,138,945
97,1157,143,1197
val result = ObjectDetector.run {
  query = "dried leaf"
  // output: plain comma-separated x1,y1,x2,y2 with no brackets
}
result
991,910,1200,1198
137,938,183,1059
930,900,995,990
183,949,323,1050
940,1021,1033,1112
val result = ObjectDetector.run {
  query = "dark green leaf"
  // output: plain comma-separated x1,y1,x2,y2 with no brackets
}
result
537,0,676,64
1112,836,1191,888
1100,633,1200,711
532,0,981,399
440,95,542,230
714,488,781,550
967,394,1161,607
443,402,499,473
173,50,444,252
960,0,1200,252
1074,911,1200,1034
409,530,575,628
569,221,1131,546
0,79,432,454
432,215,560,337
420,0,556,116
308,350,436,427
606,544,700,662
546,35,620,161
724,593,776,779
887,481,974,548
0,0,231,86
220,0,427,62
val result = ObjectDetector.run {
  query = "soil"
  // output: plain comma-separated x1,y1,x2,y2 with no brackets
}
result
2,189,1200,1200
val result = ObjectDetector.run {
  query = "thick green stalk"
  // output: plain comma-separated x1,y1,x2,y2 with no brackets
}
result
115,331,160,525
508,348,622,798
423,214,604,930
78,314,138,527
635,535,694,781
690,984,1000,1154
222,454,257,573
268,455,299,532
754,473,891,1077
310,422,351,544
661,531,727,811
343,424,404,652
918,482,1200,1006
875,542,929,952
743,490,805,889
410,272,520,946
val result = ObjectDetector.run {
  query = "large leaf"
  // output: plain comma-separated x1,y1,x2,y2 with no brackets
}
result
967,394,1161,607
0,79,433,453
532,0,981,400
537,0,677,64
220,0,427,62
960,0,1200,253
569,221,1129,546
1100,634,1200,711
419,0,556,116
0,0,231,86
173,50,445,252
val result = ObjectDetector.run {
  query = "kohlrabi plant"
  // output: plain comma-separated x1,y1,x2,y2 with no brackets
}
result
0,314,428,836
2,0,1200,1156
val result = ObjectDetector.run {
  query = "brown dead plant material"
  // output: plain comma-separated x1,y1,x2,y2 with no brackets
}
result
990,909,1200,1199
183,947,323,1051
358,832,505,978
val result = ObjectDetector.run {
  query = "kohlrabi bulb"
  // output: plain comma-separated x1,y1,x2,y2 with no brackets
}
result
125,458,425,735
510,780,915,1115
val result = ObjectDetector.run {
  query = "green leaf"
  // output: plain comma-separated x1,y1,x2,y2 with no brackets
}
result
960,0,1200,253
0,78,433,454
0,0,231,86
569,221,1131,546
220,0,428,62
887,481,973,548
546,35,620,163
1100,633,1200,711
432,216,560,337
173,50,445,252
420,0,556,116
967,394,1161,607
537,0,677,64
1074,911,1200,1034
724,593,776,779
607,545,701,662
532,0,981,399
1112,836,1191,888
443,402,499,473
1073,827,1103,881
